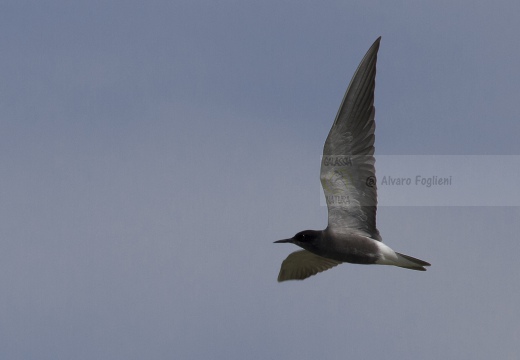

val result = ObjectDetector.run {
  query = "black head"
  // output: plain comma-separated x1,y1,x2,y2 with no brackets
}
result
274,230,321,249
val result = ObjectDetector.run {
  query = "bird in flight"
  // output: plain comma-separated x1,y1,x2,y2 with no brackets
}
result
275,37,430,282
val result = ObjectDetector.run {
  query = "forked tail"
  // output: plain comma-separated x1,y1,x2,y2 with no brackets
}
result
395,252,431,271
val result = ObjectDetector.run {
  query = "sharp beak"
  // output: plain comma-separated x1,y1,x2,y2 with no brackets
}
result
274,238,292,244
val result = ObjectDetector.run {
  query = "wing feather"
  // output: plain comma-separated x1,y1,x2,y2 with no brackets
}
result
320,37,381,241
277,250,342,282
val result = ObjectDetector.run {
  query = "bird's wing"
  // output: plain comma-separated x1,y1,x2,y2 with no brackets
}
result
277,250,342,282
320,37,381,241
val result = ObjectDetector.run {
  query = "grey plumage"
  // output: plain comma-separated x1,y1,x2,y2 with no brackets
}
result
277,249,342,282
275,37,430,282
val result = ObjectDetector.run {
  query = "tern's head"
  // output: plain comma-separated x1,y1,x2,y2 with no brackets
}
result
274,230,321,250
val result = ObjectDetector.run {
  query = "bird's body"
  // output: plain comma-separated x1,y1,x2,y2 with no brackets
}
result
275,37,430,282
296,230,379,264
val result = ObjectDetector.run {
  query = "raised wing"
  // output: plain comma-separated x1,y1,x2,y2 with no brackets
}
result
320,37,381,241
277,250,342,282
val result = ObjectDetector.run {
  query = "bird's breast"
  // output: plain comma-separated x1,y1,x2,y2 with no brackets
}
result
319,232,380,264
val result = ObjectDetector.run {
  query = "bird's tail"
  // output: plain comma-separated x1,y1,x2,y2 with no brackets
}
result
394,252,431,271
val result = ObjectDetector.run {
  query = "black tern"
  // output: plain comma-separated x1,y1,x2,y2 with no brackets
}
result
275,37,430,282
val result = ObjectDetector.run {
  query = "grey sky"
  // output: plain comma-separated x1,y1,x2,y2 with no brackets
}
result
1,1,520,359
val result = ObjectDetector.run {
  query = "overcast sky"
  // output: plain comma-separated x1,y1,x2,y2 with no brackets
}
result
2,1,520,359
